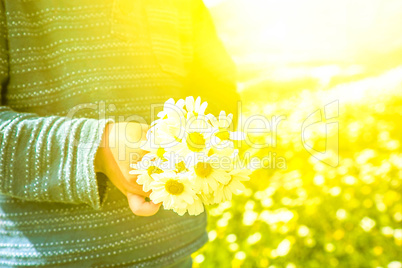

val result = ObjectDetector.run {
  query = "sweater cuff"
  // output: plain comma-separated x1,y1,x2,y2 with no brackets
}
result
76,118,114,210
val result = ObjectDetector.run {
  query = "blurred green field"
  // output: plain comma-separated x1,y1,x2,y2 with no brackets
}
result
191,1,402,267
192,64,402,268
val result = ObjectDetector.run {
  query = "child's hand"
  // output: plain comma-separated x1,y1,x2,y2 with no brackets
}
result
95,122,161,216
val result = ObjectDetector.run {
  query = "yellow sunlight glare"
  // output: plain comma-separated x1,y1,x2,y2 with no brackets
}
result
208,0,402,102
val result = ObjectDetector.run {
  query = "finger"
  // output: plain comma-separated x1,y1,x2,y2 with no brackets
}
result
116,172,150,196
121,166,151,196
113,175,150,198
127,192,161,216
107,163,149,196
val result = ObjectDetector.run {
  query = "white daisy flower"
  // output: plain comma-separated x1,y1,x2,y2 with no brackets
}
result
209,110,233,129
146,98,187,150
144,124,183,153
163,116,214,156
129,155,164,192
156,98,186,120
189,158,231,194
198,192,218,206
149,172,197,212
213,168,252,203
182,130,212,154
173,195,205,216
185,96,208,117
207,111,245,143
139,135,167,158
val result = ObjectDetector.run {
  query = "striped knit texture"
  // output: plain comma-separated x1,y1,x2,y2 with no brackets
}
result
0,0,238,267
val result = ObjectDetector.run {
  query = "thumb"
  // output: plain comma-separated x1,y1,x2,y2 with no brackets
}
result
127,192,161,216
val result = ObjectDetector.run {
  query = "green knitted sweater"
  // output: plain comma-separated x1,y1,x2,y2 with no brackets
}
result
0,0,238,267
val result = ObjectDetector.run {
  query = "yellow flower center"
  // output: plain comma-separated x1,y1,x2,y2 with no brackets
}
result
176,161,187,173
216,128,230,141
195,162,213,177
165,179,184,195
147,165,163,176
186,132,206,152
157,147,166,159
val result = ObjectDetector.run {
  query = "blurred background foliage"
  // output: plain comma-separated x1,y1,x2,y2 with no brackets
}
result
192,0,402,267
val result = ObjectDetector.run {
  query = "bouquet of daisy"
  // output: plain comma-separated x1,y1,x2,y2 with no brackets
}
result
130,96,251,216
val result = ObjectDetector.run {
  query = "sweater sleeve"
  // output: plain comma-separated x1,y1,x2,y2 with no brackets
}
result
0,3,111,210
186,0,240,122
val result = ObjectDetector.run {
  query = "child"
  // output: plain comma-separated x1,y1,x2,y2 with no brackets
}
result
0,0,238,267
